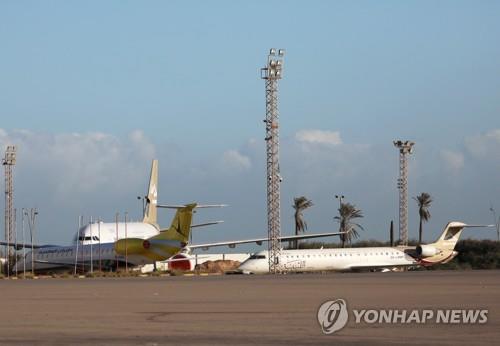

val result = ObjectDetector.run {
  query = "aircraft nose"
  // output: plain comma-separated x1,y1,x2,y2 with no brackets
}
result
238,261,253,273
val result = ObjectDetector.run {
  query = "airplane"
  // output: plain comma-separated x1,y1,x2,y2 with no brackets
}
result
0,160,221,273
1,159,345,273
237,222,492,274
16,203,199,272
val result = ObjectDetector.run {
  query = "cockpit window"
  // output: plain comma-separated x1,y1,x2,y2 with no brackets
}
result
249,254,266,260
77,236,99,241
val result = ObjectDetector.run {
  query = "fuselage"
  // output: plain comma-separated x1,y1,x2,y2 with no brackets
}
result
73,221,159,245
16,222,162,272
238,247,419,274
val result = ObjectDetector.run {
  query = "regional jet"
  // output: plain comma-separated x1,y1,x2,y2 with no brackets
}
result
238,222,492,274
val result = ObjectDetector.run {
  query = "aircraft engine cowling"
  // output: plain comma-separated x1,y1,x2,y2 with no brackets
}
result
114,238,149,256
416,245,439,258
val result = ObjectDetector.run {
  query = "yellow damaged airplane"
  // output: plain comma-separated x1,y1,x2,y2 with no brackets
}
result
2,160,344,273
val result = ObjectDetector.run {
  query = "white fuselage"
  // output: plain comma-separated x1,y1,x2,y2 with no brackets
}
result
238,247,418,274
73,222,159,245
16,222,160,272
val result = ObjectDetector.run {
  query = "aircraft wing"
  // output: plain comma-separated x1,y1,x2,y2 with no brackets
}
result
34,259,80,267
189,232,345,250
0,241,59,250
32,259,117,271
159,255,212,263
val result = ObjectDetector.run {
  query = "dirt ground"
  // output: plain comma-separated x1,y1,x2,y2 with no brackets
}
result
0,270,498,345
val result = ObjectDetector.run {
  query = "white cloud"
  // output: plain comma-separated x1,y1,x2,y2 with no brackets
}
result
222,149,251,170
464,129,500,159
0,128,156,196
440,150,465,171
295,129,342,146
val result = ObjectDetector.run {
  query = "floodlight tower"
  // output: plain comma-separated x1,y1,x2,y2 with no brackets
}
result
393,140,414,246
3,146,16,274
261,48,285,274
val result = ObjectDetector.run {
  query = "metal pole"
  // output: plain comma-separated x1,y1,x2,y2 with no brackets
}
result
33,209,37,274
22,208,25,278
74,216,81,275
137,196,146,219
491,207,500,242
497,217,500,242
335,195,345,245
14,208,17,276
29,209,35,275
89,217,93,274
115,212,119,271
80,215,85,272
124,212,128,272
98,218,101,272
335,195,344,209
390,220,394,247
497,216,500,243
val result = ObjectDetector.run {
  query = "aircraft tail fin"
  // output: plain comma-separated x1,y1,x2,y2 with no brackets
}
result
143,160,158,225
114,204,197,262
432,222,467,251
432,222,493,250
159,203,197,243
416,222,493,265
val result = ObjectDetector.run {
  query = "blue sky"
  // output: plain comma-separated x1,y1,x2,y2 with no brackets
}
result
0,1,499,249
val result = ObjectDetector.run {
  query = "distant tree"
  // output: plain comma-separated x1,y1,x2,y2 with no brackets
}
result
292,196,313,249
413,192,432,244
334,202,364,248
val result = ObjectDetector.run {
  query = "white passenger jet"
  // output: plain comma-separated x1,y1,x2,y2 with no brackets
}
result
238,222,491,274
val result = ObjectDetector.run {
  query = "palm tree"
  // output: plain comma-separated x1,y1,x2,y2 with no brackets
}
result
292,196,313,249
413,192,432,244
334,202,364,248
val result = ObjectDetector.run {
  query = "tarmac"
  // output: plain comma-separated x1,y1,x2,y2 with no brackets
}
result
0,270,499,345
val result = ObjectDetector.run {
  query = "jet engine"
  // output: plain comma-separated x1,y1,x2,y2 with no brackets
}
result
416,245,439,257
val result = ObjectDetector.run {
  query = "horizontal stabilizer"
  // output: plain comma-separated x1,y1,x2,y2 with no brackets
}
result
461,224,495,228
157,204,227,209
191,221,224,229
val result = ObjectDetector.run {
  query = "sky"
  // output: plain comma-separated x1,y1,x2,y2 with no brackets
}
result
0,1,499,250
